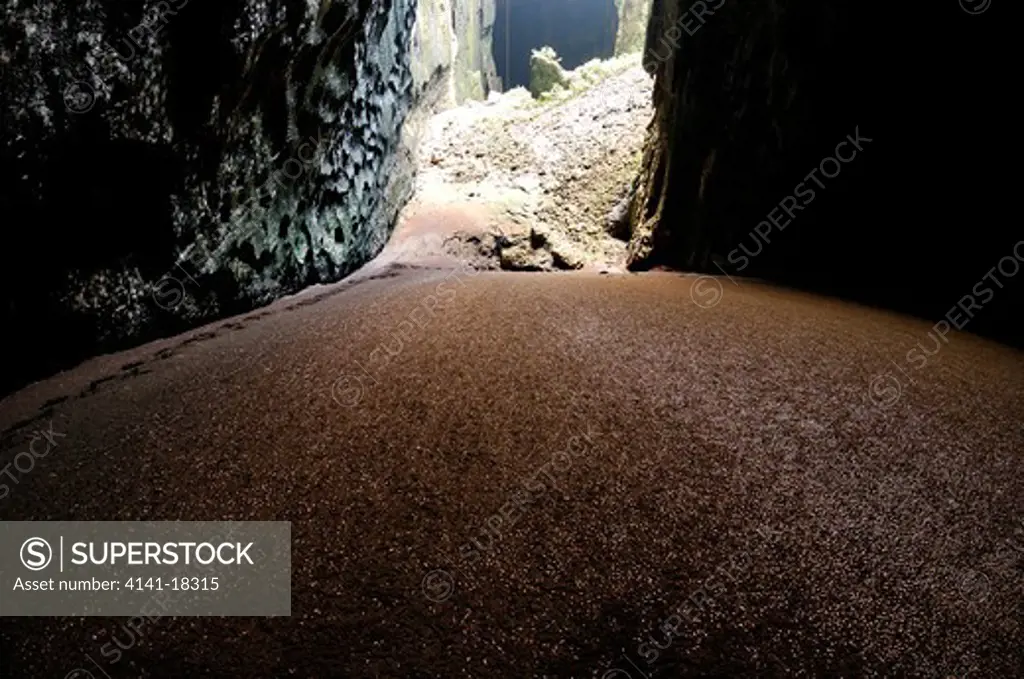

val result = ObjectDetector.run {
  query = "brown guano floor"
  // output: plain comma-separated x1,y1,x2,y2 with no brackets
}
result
0,266,1021,677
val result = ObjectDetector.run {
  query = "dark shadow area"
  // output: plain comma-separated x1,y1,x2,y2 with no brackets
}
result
0,130,184,396
0,2,246,397
494,0,619,89
633,0,1020,348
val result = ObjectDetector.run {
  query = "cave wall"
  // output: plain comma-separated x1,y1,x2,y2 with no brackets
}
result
0,0,496,394
450,0,501,102
410,0,499,106
628,0,1017,343
614,0,650,55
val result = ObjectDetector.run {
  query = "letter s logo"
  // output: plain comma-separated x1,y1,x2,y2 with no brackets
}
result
20,537,52,571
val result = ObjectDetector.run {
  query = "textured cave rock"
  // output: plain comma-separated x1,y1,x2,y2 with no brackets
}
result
410,0,499,106
627,0,1016,342
614,0,650,55
627,0,882,273
450,0,501,102
0,0,497,393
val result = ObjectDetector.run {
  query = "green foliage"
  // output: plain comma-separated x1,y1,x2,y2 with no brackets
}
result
528,46,570,99
535,52,642,105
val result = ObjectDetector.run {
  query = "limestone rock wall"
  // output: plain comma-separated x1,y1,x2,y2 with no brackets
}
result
405,0,499,173
450,0,501,102
627,0,872,272
614,0,650,55
0,0,498,394
625,0,1016,342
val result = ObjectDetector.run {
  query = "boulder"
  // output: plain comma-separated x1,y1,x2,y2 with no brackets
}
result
605,193,632,240
528,47,570,99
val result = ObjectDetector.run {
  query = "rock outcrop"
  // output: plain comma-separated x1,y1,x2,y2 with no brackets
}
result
626,0,1016,343
528,47,570,99
627,0,877,273
0,0,498,394
396,55,651,275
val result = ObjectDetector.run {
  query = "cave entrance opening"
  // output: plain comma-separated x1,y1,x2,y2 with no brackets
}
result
493,0,620,91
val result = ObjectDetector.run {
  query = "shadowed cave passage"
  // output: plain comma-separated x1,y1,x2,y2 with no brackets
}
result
494,0,619,89
0,0,1021,675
